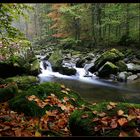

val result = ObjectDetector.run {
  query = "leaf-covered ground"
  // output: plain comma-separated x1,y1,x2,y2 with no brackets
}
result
69,102,140,137
0,84,77,136
0,83,140,137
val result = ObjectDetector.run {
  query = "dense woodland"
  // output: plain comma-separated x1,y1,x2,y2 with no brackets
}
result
1,3,140,58
0,3,140,137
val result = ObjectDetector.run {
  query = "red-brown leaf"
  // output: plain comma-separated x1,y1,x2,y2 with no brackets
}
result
119,131,129,137
110,121,118,129
15,129,22,136
118,118,128,126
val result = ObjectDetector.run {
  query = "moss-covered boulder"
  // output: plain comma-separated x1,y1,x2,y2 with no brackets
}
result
0,62,26,78
0,83,18,102
98,61,119,77
4,76,38,90
48,49,63,68
9,82,87,117
89,49,124,73
53,66,76,76
29,59,40,76
69,102,140,136
115,60,128,72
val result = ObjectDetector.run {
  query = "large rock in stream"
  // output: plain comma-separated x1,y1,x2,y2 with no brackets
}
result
127,63,140,74
98,61,119,77
88,48,124,73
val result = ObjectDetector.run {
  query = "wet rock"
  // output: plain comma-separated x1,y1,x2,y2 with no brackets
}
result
98,61,119,77
93,48,124,72
0,62,26,78
115,60,127,72
58,66,76,76
85,53,95,61
127,63,140,73
30,59,40,76
117,71,128,82
137,73,140,77
76,58,87,68
127,74,138,81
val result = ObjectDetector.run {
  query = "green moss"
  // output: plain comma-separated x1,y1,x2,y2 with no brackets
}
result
0,84,18,102
4,76,38,90
94,48,124,71
69,102,140,136
9,82,86,117
49,49,63,67
30,59,39,75
98,61,118,77
115,60,128,72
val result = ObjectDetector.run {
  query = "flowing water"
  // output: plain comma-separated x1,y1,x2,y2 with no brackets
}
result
38,60,140,104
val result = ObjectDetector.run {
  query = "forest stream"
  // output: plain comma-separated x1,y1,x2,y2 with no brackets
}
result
38,60,140,104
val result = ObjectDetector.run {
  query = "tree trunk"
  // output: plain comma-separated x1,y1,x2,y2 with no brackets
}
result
125,3,130,36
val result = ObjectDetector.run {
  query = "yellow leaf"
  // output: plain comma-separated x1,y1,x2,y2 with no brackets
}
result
61,90,68,94
51,93,55,97
107,105,113,110
45,111,56,116
35,131,41,137
109,102,117,106
27,95,36,101
97,112,106,117
61,84,65,89
117,110,124,116
65,88,70,92
92,103,97,105
92,110,98,114
60,105,67,111
127,115,136,121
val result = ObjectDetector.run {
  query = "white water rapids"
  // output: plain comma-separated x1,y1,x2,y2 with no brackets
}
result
38,60,123,89
37,60,140,103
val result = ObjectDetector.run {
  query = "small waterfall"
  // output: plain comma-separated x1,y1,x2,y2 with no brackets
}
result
38,60,137,90
40,61,52,72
